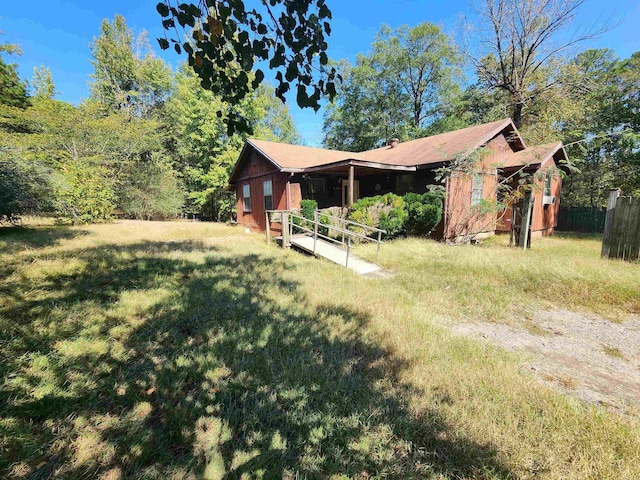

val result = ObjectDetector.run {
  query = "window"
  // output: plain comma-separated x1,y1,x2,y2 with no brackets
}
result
242,184,251,212
395,174,414,195
544,173,552,197
471,173,483,206
263,180,273,211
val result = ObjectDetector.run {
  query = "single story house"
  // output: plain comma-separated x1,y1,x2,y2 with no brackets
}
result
229,118,568,240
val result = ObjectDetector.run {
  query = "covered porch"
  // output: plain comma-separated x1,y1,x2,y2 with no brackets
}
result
288,160,440,209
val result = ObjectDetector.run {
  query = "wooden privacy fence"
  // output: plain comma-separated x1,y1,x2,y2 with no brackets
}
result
556,206,606,233
601,190,640,261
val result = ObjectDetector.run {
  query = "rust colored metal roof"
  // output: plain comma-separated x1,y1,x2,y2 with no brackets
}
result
501,141,566,169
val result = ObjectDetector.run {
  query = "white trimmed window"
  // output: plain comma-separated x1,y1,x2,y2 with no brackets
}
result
263,180,273,211
242,184,251,212
471,173,483,206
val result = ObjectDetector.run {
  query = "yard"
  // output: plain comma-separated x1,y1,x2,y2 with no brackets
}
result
1,220,639,479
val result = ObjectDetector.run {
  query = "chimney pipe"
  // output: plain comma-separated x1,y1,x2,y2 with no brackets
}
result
389,138,399,148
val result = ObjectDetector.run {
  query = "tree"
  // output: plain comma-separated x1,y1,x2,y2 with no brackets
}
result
464,0,609,129
323,23,461,151
559,49,640,206
90,15,172,118
166,64,298,220
31,65,56,99
117,153,184,220
0,40,28,108
371,23,460,129
0,155,54,223
155,0,337,135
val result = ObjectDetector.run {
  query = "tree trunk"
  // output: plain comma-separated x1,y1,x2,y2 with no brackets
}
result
512,102,523,129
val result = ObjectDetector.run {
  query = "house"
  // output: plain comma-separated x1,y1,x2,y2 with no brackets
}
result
228,118,568,240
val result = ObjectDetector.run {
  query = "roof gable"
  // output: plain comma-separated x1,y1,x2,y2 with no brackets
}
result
500,141,568,169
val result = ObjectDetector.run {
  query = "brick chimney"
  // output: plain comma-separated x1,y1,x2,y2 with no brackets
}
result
389,138,399,148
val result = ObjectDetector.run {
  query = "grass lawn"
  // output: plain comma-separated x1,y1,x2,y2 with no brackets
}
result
1,220,639,479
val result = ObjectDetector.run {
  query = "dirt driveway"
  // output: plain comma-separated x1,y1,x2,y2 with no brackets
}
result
452,309,640,412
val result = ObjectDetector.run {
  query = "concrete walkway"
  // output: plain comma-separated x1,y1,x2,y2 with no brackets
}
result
290,235,381,275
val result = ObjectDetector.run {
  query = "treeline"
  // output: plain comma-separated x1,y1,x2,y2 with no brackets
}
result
323,14,640,208
0,15,298,224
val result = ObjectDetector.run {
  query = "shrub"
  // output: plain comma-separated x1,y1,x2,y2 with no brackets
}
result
348,193,407,238
118,156,185,221
0,157,55,223
300,199,317,221
403,191,443,236
57,159,115,224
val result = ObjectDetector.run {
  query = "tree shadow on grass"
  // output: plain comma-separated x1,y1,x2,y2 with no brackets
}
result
1,238,514,479
0,225,89,252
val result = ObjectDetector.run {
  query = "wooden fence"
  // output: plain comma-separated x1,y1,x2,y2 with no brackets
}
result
601,191,640,261
556,206,606,233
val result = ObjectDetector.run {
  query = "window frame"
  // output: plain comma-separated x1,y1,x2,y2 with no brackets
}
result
544,173,552,197
471,173,484,206
242,183,251,212
263,179,273,211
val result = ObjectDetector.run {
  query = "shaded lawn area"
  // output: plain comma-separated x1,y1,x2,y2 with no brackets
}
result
1,221,639,479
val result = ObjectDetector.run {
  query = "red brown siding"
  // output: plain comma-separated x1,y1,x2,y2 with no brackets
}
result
235,150,289,231
444,134,513,239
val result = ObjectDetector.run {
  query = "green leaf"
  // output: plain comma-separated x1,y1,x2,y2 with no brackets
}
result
157,38,170,50
156,2,170,17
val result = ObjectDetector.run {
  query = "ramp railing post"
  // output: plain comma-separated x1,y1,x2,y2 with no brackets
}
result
346,235,351,268
289,213,293,245
282,212,289,248
265,212,270,244
313,210,318,256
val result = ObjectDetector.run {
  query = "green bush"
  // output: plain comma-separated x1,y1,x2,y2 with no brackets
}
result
57,159,115,224
300,199,317,221
403,191,443,236
118,155,185,221
348,193,407,238
0,157,55,223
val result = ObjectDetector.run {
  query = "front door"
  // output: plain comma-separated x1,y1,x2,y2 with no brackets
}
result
341,179,360,207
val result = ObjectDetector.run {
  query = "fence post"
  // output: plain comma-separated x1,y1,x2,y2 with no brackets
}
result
376,230,382,262
601,189,620,258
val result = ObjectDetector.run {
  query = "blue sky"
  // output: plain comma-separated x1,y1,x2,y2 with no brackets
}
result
2,0,639,146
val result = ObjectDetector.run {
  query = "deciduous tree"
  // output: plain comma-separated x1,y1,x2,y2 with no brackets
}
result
155,0,336,135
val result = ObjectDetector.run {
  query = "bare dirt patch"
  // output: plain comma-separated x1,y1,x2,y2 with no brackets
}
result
452,309,640,411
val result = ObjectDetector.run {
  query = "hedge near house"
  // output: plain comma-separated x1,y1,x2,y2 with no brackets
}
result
403,191,443,236
348,193,407,238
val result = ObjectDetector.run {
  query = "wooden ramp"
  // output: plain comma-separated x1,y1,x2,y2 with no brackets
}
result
290,235,381,275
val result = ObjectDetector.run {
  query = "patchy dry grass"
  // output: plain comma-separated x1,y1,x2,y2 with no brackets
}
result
602,344,627,360
1,220,639,479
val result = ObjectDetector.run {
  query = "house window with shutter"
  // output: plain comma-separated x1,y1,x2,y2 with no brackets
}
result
471,173,483,206
242,184,251,212
263,180,273,211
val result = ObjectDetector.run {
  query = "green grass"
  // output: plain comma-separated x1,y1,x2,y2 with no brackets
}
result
1,221,639,479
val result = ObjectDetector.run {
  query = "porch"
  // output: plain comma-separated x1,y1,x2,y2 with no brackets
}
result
288,162,440,209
